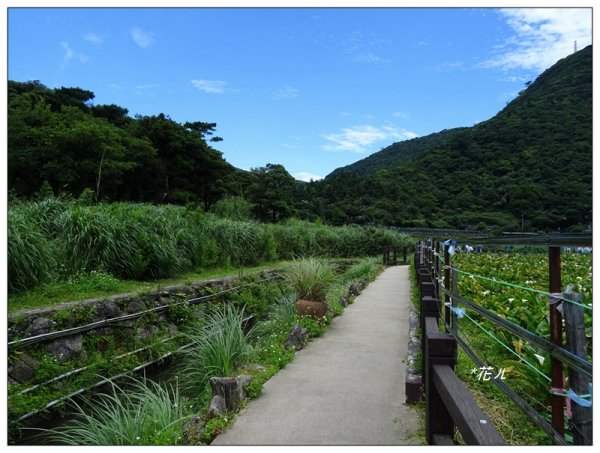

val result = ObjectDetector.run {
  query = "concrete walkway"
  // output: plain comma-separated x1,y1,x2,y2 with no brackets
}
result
212,265,422,446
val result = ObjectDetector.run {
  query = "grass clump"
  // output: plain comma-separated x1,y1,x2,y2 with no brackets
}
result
41,377,188,445
283,257,335,301
181,304,254,396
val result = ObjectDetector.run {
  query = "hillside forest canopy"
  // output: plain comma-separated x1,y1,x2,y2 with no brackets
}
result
7,45,592,232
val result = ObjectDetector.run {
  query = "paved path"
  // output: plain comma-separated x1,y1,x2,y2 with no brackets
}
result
212,265,422,446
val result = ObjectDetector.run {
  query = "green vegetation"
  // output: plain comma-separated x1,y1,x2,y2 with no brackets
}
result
451,251,592,444
282,257,335,301
8,197,412,301
8,263,280,313
41,378,188,445
309,46,592,231
9,46,592,237
327,127,468,178
180,304,254,396
20,257,383,445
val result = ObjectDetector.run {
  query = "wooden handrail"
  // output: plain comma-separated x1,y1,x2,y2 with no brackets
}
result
424,313,505,445
432,364,505,445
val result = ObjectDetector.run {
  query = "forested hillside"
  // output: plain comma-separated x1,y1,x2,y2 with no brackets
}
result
7,82,303,222
308,45,592,232
8,46,592,232
327,127,467,178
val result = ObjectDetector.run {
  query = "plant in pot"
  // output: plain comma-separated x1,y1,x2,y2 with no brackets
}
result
284,257,335,320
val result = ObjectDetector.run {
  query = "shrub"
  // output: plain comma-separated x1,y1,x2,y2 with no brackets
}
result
283,257,335,301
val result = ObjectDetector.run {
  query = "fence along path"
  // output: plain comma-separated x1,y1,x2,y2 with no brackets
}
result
420,234,592,445
212,265,422,446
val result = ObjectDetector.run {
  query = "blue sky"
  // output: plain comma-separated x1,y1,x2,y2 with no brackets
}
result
6,4,593,181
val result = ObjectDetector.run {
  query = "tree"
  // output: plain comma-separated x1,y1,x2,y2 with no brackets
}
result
248,163,297,222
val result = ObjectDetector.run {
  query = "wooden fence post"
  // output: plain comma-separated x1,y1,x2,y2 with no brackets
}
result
435,240,441,301
444,243,451,333
424,316,457,444
451,266,458,336
562,290,592,445
548,246,565,436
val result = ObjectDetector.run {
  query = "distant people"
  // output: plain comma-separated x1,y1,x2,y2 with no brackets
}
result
476,245,483,253
455,245,462,253
465,244,474,253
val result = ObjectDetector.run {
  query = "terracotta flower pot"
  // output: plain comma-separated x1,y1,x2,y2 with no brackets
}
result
295,299,327,319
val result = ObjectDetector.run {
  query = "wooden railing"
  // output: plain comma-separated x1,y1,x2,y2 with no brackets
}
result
382,246,409,265
415,235,592,445
415,245,505,445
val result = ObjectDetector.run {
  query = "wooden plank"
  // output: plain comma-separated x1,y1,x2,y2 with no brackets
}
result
432,364,505,445
563,291,593,445
425,317,456,444
425,317,456,357
422,296,440,318
420,281,436,300
548,246,565,436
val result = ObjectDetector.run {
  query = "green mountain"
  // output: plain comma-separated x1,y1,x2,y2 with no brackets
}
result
327,127,467,178
307,45,592,232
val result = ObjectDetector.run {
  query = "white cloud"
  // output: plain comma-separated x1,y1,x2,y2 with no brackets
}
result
191,79,227,94
483,8,591,72
134,83,161,90
322,124,418,153
60,41,88,68
352,52,390,63
274,86,299,100
281,143,302,150
130,26,155,48
293,172,323,182
433,60,465,72
84,32,103,44
392,111,409,119
61,41,74,63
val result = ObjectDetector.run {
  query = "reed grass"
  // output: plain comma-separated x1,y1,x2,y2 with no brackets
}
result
180,304,253,395
41,377,187,445
8,197,412,295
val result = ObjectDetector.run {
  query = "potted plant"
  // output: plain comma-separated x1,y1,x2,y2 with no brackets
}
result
284,257,334,319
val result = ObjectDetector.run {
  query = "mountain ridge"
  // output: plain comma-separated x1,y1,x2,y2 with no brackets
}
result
306,45,592,231
326,126,468,178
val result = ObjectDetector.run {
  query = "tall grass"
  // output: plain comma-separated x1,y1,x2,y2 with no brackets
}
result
42,377,187,445
180,305,253,395
8,208,60,291
8,197,412,294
